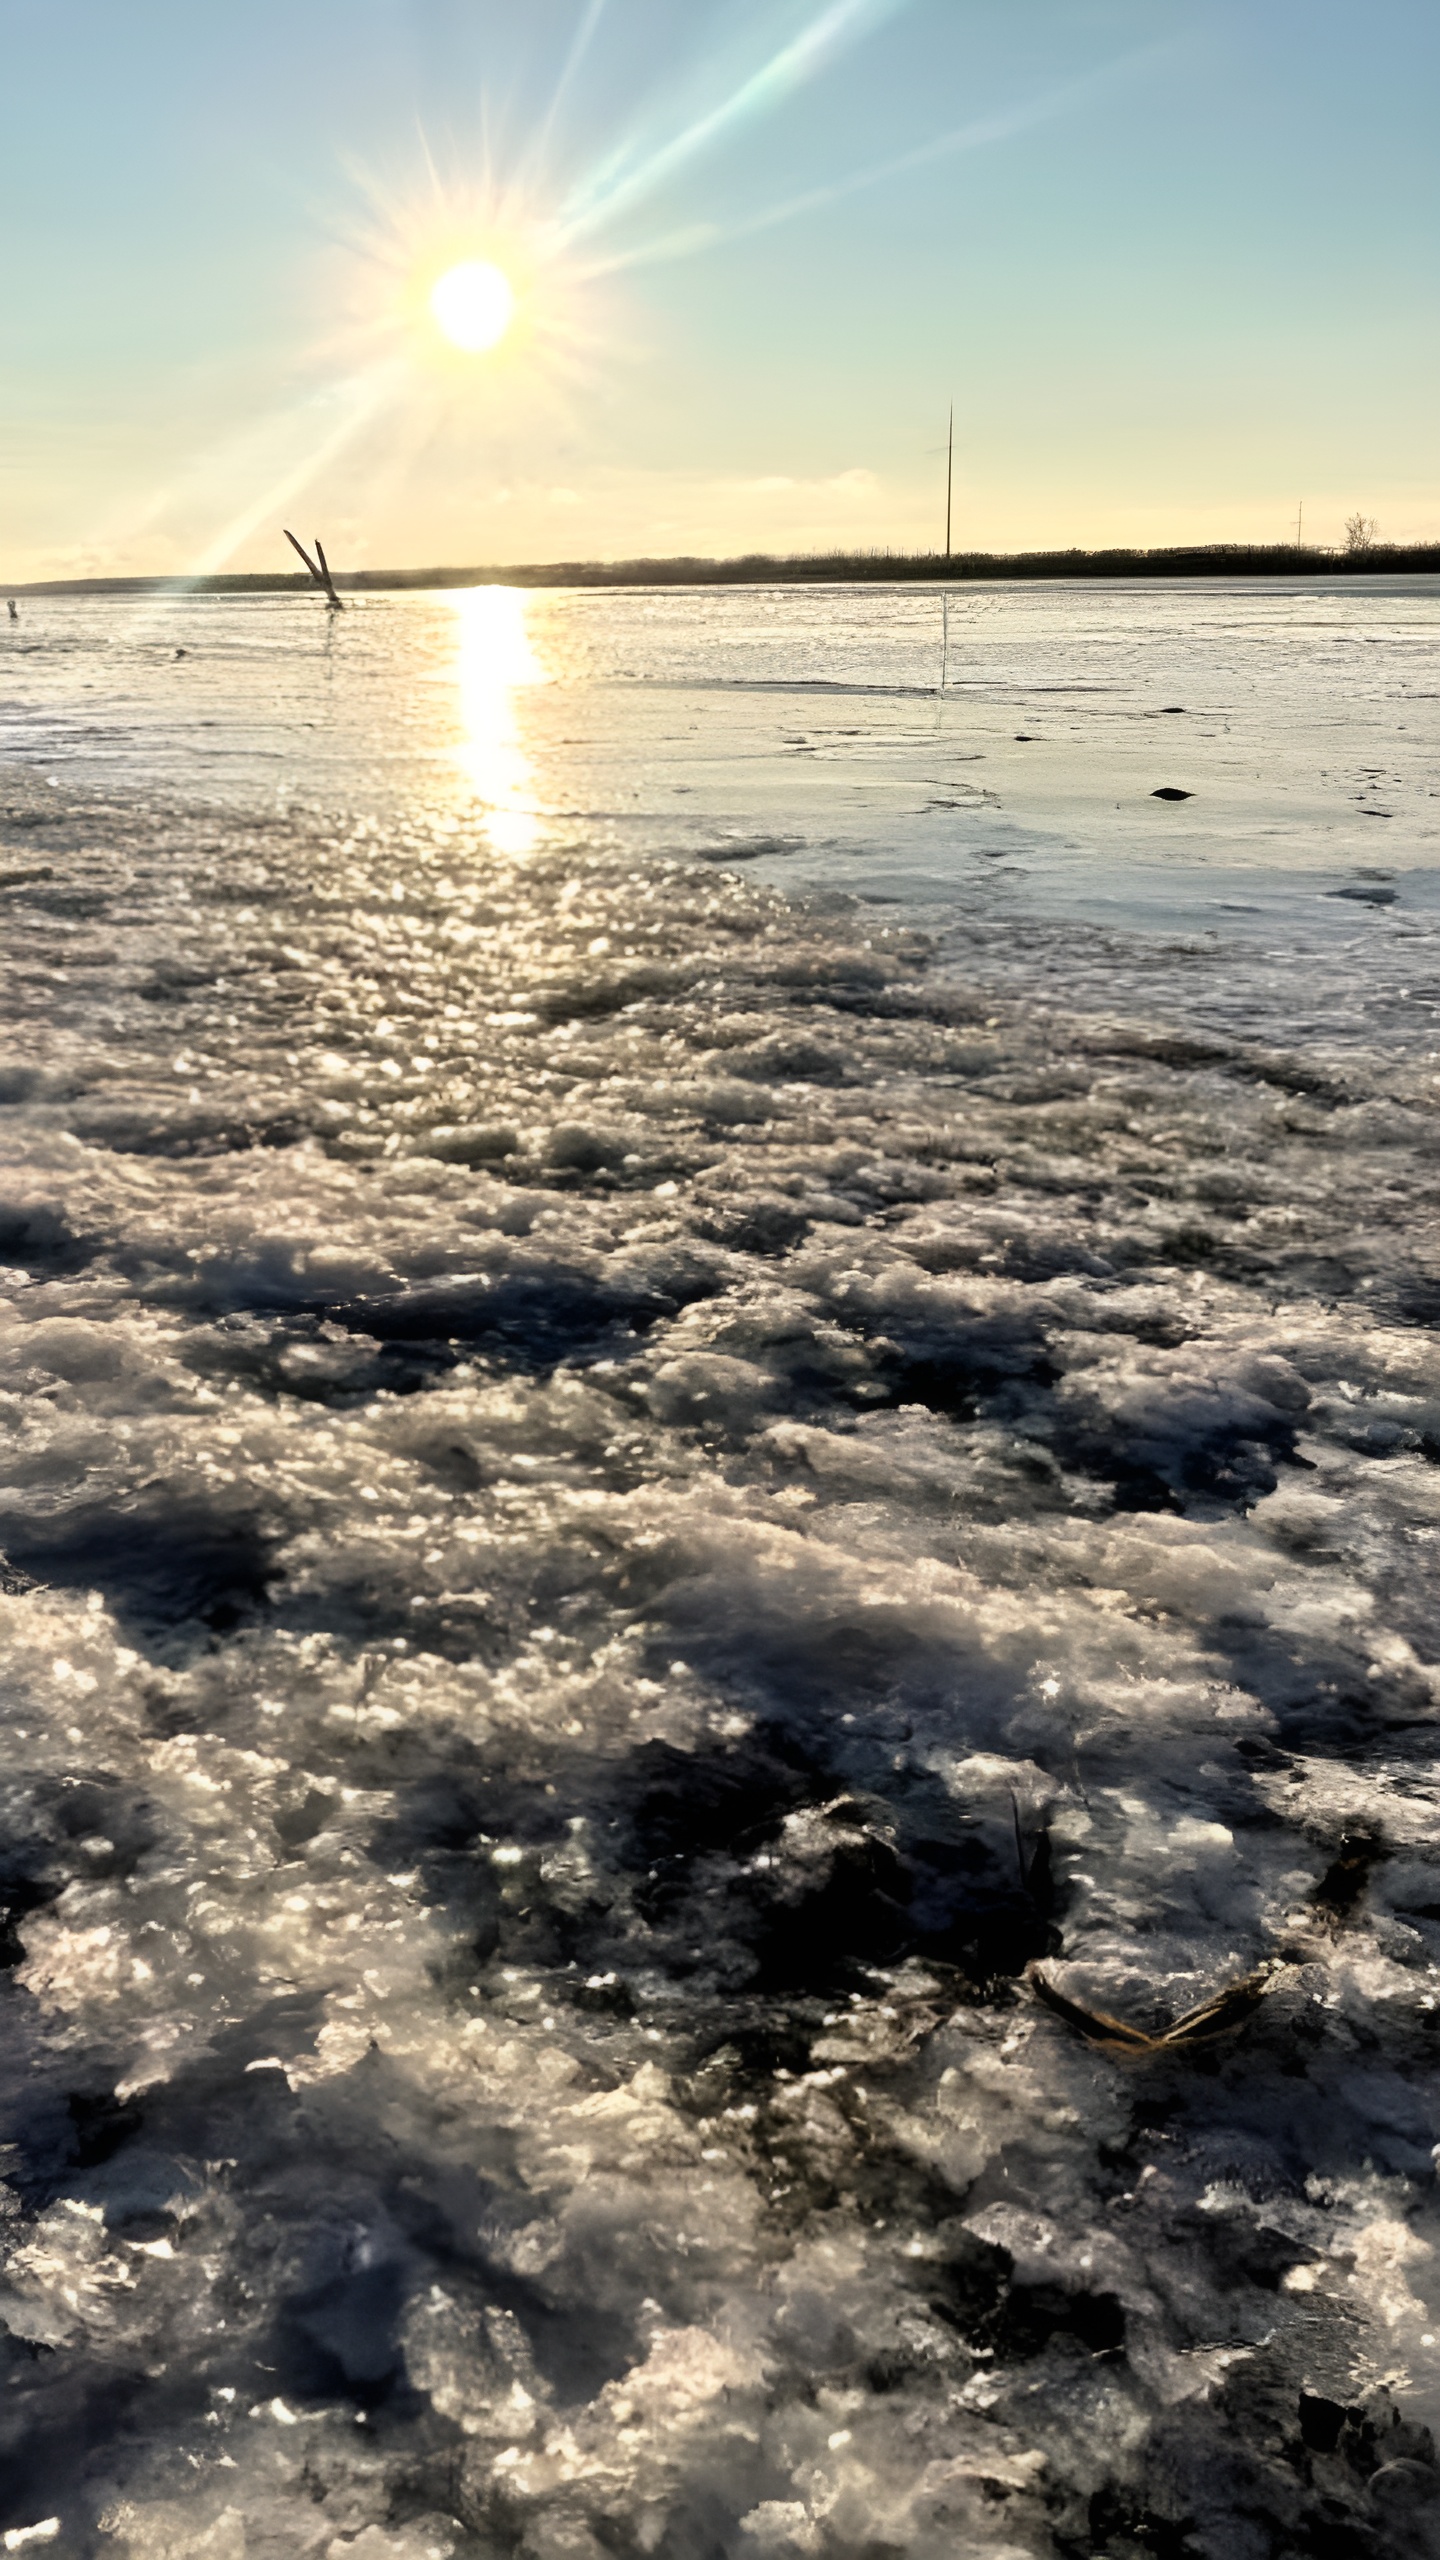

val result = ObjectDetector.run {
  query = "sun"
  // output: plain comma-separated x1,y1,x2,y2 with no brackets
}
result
429,259,516,354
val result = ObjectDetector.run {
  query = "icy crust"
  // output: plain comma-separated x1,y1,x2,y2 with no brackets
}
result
2,774,1440,2559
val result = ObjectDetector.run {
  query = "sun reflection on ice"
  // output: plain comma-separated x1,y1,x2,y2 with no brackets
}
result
453,585,547,854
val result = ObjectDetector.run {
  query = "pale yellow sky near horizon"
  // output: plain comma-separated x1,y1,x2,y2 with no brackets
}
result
14,439,1430,585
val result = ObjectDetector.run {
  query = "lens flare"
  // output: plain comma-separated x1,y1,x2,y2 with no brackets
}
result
430,260,516,353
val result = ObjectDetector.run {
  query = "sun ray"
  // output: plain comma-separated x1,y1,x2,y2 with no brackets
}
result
552,0,912,248
184,362,400,580
524,0,608,184
571,43,1171,279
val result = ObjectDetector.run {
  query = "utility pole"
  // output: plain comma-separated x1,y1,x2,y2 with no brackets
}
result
945,404,954,559
1296,500,1304,550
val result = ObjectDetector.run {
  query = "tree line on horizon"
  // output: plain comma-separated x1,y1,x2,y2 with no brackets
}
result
12,527,1436,598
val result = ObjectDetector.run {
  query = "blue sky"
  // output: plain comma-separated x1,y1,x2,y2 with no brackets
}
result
2,0,1436,574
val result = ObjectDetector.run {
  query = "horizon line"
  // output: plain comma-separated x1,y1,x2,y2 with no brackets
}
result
8,538,1440,599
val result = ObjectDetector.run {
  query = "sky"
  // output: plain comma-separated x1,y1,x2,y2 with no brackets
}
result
2,0,1437,577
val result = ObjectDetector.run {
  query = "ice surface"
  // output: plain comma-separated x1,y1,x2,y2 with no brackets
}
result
2,586,1440,2556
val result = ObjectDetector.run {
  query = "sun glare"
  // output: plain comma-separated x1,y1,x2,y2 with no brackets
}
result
454,585,547,854
430,259,516,353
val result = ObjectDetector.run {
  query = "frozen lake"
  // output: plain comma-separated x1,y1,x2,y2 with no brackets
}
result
11,571,1440,1039
2,580,1440,2558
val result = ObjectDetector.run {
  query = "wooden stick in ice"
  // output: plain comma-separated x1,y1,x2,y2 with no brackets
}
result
284,528,344,611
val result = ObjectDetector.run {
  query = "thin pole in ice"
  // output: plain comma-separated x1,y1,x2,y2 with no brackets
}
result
939,404,954,696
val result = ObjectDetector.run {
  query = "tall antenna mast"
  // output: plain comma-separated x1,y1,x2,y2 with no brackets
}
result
1296,499,1304,550
945,404,954,559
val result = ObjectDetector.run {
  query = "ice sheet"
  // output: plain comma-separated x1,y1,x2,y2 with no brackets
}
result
1,583,1440,2557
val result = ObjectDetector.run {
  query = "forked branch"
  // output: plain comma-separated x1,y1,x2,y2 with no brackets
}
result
284,528,344,610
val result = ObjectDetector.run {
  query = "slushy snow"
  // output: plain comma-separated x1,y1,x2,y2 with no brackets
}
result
2,756,1439,2559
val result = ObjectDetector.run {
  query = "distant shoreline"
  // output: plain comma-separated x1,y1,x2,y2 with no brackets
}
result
7,541,1440,598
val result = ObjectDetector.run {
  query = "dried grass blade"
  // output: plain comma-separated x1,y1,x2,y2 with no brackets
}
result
1157,1967,1275,2044
1028,1969,1158,2049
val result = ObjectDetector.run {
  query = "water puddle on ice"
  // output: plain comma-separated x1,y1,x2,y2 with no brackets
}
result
1,579,1440,2556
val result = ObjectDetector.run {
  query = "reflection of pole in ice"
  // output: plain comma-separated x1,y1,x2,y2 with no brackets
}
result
939,591,949,696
